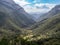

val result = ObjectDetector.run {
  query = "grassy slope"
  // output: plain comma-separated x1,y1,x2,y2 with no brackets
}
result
32,14,60,39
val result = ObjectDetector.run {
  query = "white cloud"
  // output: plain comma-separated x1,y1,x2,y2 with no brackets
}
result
24,3,56,13
24,5,49,13
34,3,56,9
13,0,30,7
13,0,56,13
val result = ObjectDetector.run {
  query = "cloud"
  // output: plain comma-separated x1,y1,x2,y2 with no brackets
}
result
24,3,56,13
13,0,56,13
24,5,47,13
13,0,30,7
34,3,56,9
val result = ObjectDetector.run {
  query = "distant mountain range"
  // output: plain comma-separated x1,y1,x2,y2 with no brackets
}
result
30,13,44,21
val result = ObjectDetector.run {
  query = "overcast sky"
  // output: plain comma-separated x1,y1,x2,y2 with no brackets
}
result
13,0,60,13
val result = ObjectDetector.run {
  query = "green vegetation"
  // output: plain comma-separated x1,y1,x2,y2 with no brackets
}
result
33,14,60,38
0,36,60,45
0,14,60,45
0,1,60,45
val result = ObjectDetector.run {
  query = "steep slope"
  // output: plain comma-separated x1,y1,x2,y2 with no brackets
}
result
33,13,60,39
30,13,44,21
16,13,60,41
19,11,60,41
0,0,35,37
38,5,60,21
18,5,60,40
0,0,35,28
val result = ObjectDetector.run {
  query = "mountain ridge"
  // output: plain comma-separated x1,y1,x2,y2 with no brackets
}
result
37,5,60,22
0,0,35,37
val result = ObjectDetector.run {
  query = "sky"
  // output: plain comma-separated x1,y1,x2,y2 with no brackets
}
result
13,0,60,13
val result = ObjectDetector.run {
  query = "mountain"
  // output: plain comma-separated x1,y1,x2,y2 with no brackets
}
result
32,5,60,39
38,5,60,22
0,0,35,37
30,13,44,22
0,0,35,27
0,1,60,45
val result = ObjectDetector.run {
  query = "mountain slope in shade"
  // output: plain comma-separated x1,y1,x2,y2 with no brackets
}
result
0,0,36,36
38,5,60,22
0,0,35,28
